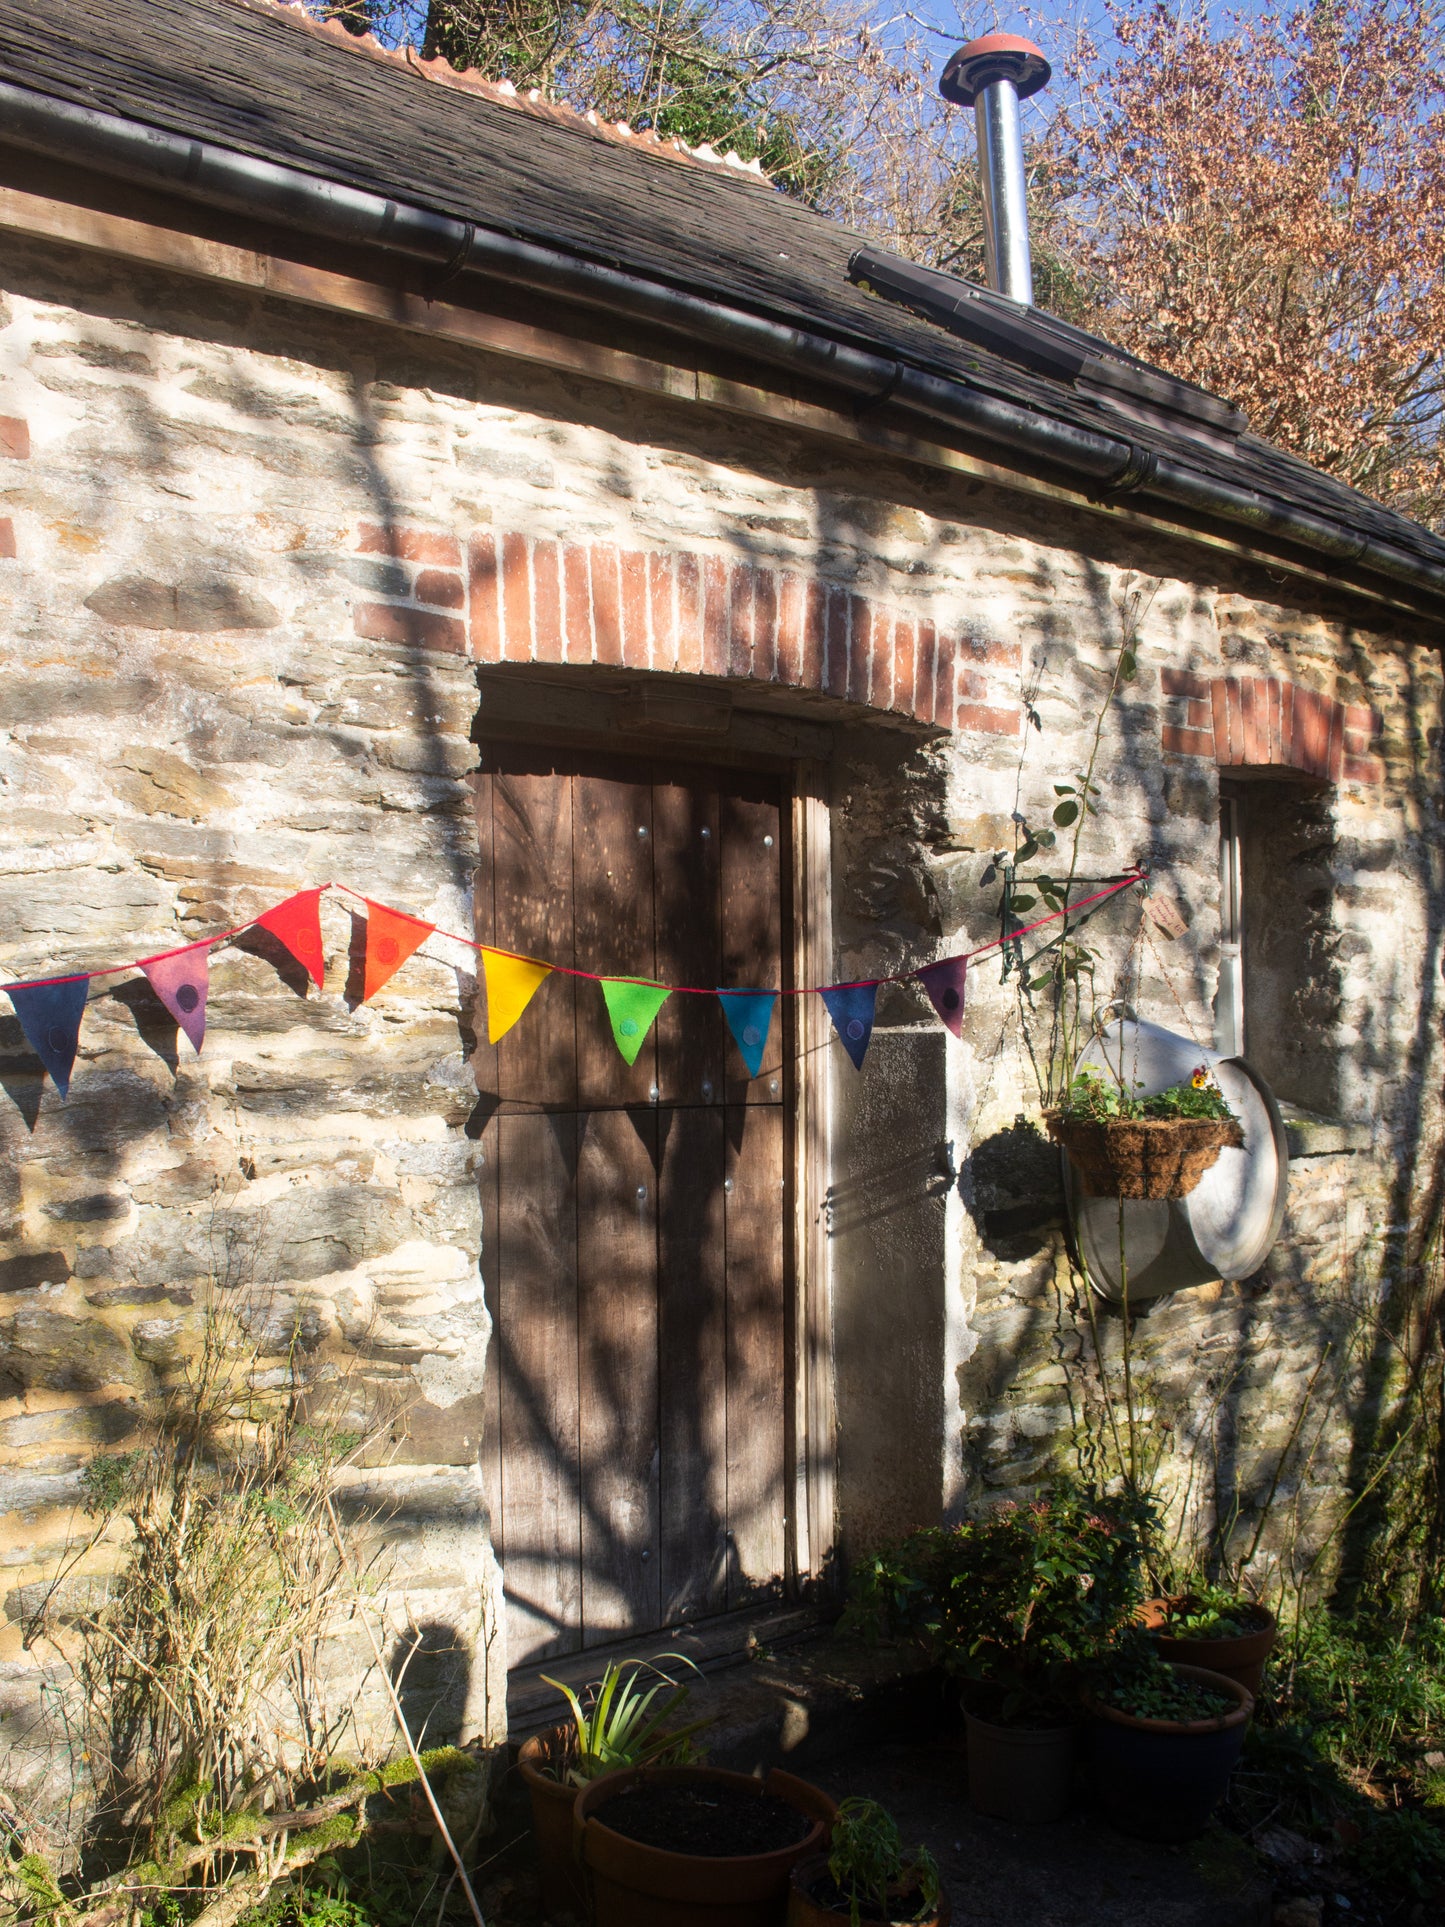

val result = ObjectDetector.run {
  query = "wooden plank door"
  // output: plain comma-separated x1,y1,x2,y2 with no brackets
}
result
473,745,791,1667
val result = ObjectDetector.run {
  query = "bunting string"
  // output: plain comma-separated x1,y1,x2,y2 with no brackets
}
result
0,868,1146,1099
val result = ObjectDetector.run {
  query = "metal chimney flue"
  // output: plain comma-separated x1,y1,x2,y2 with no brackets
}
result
940,34,1051,306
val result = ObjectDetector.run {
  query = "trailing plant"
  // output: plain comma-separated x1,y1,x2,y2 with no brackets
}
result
1095,1649,1236,1724
537,1653,709,1785
822,1797,939,1927
847,1478,1156,1720
1154,1584,1262,1642
1054,1065,1236,1125
988,579,1157,1110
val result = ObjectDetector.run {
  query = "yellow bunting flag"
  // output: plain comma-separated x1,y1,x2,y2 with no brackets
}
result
482,948,553,1043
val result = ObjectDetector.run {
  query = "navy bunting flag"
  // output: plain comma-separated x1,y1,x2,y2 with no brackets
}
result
820,982,877,1070
6,976,90,1098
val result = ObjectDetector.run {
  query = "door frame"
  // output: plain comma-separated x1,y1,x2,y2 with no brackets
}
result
789,757,837,1600
471,682,839,1664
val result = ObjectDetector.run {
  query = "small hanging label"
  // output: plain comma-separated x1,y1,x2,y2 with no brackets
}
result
1144,893,1188,940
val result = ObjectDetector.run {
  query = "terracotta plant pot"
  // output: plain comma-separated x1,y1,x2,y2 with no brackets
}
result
574,1763,837,1927
1047,1114,1244,1199
517,1725,588,1920
963,1706,1078,1824
1085,1663,1253,1842
1140,1596,1278,1699
787,1852,952,1926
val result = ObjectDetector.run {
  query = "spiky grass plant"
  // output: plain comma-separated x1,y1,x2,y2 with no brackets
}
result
538,1653,709,1785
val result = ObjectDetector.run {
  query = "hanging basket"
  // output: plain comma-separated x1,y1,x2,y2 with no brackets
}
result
1046,1114,1244,1200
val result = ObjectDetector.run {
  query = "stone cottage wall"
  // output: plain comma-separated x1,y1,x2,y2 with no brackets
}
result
0,227,1440,1805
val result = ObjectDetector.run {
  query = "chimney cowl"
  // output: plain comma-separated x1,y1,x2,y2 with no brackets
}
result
939,32,1050,307
940,34,1051,108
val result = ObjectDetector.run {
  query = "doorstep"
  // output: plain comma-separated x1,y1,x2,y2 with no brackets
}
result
507,1614,946,1775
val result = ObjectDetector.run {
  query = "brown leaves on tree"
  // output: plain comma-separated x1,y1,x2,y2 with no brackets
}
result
1057,1,1445,526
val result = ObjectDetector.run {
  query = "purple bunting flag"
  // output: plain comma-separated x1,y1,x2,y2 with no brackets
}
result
717,990,777,1078
820,982,877,1071
143,947,210,1055
5,975,90,1098
915,956,968,1039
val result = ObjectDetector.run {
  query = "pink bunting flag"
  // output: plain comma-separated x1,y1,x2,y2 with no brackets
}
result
256,888,326,990
142,947,210,1055
915,956,968,1039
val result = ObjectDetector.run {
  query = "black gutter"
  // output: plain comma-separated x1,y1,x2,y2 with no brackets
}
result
2,76,1442,608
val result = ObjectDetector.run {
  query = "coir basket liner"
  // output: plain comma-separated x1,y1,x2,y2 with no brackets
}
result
1047,1115,1244,1200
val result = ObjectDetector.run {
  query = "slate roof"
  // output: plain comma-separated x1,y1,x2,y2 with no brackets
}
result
3,0,1444,583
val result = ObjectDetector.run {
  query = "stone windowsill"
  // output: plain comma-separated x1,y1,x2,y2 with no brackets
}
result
1277,1104,1373,1157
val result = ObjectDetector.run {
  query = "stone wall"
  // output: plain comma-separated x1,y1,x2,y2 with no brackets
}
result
0,227,1441,1809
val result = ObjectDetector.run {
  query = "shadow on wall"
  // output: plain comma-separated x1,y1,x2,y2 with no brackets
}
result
0,226,1440,1665
965,1115,1066,1259
829,1025,955,1556
391,1619,474,1752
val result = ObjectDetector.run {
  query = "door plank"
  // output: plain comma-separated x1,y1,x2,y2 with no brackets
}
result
497,1112,582,1665
720,778,784,1105
469,770,500,1102
483,743,795,1665
651,776,723,1108
573,772,657,1109
577,1106,661,1644
658,1106,728,1622
487,753,577,1111
478,1108,504,1579
725,1104,787,1610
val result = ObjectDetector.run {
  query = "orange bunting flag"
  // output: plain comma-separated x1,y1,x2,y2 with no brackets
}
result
362,900,434,1002
482,948,553,1043
256,887,327,990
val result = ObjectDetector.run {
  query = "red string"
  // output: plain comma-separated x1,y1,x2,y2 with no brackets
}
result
0,886,335,992
6,873,1144,1001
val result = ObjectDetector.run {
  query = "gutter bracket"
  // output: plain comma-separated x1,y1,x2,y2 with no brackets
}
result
426,220,476,301
851,360,906,415
1093,443,1159,501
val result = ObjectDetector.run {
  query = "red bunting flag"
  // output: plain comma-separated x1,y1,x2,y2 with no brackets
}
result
256,888,326,990
361,900,434,1002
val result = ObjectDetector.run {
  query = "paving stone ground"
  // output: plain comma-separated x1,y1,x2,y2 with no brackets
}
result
809,1735,1271,1927
469,1726,1273,1927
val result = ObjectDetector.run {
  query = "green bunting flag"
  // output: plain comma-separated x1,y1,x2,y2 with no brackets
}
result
600,977,670,1065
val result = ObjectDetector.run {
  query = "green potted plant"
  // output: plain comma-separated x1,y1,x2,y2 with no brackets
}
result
848,1480,1154,1823
518,1653,709,1917
787,1796,947,1925
1139,1581,1278,1697
1046,1064,1243,1199
1085,1644,1253,1841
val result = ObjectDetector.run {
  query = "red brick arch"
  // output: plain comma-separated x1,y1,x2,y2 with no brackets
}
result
350,524,1021,737
1161,669,1382,785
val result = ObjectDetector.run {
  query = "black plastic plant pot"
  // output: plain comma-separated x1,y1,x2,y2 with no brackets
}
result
1084,1664,1253,1843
